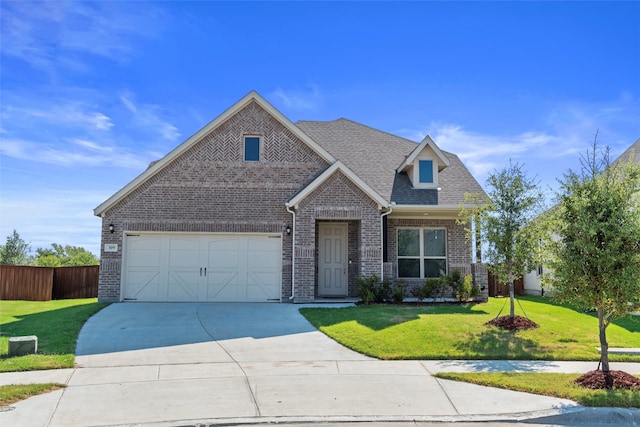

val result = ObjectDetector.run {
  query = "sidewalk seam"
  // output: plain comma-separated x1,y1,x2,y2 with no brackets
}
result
195,303,262,417
432,377,460,415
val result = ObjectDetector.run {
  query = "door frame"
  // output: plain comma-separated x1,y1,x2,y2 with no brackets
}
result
317,222,349,297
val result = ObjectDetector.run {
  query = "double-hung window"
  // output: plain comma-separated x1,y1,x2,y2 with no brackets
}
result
397,228,447,278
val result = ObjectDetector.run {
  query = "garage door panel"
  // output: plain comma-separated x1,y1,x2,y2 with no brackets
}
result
124,271,161,300
206,272,239,300
167,270,200,300
123,233,281,302
248,249,281,269
247,271,280,301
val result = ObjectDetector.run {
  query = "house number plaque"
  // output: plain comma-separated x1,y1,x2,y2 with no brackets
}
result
104,244,118,253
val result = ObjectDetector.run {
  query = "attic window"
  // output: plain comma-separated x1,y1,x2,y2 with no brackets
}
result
418,160,434,183
244,136,260,162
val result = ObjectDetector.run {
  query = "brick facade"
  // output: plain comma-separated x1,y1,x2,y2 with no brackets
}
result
97,95,484,303
386,217,476,298
98,101,329,301
292,170,382,302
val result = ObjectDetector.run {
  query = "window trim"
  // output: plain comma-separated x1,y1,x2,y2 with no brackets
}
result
397,227,447,279
412,156,438,188
243,135,261,162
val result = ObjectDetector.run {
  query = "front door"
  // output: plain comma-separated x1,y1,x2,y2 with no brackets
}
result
318,223,348,296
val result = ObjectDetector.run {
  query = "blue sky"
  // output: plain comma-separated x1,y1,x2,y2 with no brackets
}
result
1,1,639,257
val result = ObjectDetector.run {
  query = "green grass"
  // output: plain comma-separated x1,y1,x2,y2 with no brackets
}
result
300,296,640,361
0,299,108,372
0,383,66,406
435,372,640,408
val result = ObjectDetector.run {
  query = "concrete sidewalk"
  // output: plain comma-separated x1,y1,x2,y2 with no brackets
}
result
4,358,639,426
0,302,638,426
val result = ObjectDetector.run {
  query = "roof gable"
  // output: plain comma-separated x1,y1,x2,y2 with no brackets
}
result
95,91,335,216
286,161,388,209
397,135,450,173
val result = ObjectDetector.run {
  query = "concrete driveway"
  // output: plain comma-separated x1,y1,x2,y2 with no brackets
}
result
1,302,593,427
75,302,370,367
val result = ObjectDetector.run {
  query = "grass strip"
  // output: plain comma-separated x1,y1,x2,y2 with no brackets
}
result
435,372,640,408
0,383,66,406
0,298,108,372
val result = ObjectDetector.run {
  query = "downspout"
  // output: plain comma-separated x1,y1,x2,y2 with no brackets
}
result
380,203,394,278
286,204,296,301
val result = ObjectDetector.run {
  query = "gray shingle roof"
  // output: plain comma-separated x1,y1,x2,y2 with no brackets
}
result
391,172,438,205
613,138,640,167
295,118,485,205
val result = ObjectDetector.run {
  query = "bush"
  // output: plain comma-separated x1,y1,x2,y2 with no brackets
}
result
374,277,392,303
425,277,445,300
449,271,477,301
411,282,428,302
392,281,405,304
356,274,394,304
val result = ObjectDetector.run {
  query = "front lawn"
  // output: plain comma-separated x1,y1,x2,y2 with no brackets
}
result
0,298,108,372
0,383,66,406
435,372,640,408
300,296,640,361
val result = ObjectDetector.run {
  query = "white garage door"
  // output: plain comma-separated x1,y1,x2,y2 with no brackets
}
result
122,233,282,302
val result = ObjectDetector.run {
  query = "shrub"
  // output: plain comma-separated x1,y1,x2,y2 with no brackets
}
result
425,277,444,300
356,274,377,305
448,271,477,301
392,281,405,304
356,274,394,304
374,277,392,303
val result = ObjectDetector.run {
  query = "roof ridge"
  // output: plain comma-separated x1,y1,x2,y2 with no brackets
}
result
297,117,421,145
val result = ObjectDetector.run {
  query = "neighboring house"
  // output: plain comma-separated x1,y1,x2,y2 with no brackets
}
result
523,137,640,296
94,91,488,303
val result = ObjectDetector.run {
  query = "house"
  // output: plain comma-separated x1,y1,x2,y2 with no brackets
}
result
523,137,640,296
94,91,488,303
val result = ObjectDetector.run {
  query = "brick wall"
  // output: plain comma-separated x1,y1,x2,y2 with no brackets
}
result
387,217,473,297
293,170,382,301
98,101,330,301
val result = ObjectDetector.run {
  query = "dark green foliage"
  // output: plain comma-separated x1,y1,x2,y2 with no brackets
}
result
0,230,31,265
392,282,405,304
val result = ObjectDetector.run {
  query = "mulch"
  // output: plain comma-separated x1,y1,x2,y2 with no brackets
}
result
575,370,640,390
485,314,539,330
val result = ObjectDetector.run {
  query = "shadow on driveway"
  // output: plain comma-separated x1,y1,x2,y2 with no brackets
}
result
75,302,342,356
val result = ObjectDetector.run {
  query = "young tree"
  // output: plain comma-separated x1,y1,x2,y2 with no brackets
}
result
35,243,99,266
0,229,31,265
460,161,545,319
548,140,640,373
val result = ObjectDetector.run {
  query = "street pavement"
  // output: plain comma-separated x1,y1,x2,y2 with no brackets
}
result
0,302,638,427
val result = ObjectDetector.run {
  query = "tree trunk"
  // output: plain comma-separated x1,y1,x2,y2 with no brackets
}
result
508,271,515,318
597,306,610,373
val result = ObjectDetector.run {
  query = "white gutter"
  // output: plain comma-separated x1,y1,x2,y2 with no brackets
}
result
380,203,394,278
286,204,296,301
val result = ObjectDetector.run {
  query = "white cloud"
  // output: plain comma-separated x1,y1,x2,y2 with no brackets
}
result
71,138,114,153
396,96,640,191
24,104,114,131
119,93,181,142
270,85,323,111
0,138,149,170
0,1,165,72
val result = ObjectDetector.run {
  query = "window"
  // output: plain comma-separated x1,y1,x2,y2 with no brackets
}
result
418,160,434,183
244,136,260,161
397,228,447,278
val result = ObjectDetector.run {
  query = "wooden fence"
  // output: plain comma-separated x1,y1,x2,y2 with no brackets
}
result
487,270,524,297
0,265,99,301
